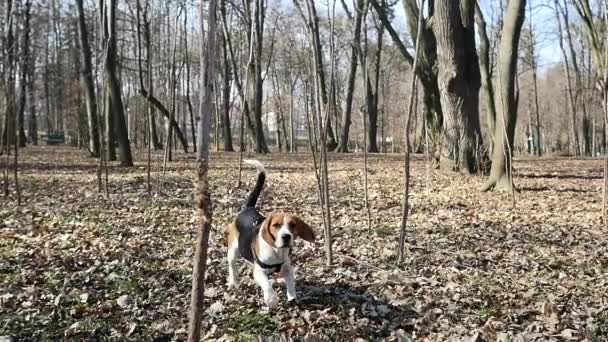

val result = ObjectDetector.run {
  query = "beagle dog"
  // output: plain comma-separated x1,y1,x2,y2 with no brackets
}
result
225,160,315,308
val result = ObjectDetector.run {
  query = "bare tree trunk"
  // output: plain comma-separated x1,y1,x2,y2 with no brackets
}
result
219,0,257,144
399,0,424,264
559,0,588,155
370,0,443,155
101,0,133,166
336,0,364,153
188,0,217,338
293,0,338,150
163,8,183,165
247,0,270,154
135,4,188,154
76,0,100,157
554,1,578,156
183,8,199,153
16,0,33,148
27,60,37,145
140,2,161,151
434,0,482,174
289,67,297,152
219,19,234,151
360,11,372,231
523,3,543,157
365,9,384,154
2,0,16,154
481,0,526,193
475,4,497,147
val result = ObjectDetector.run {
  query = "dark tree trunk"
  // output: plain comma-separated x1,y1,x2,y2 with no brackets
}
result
183,7,198,153
188,0,217,339
140,3,162,151
434,0,482,173
481,0,526,192
475,4,497,146
16,0,33,147
251,0,269,154
76,0,100,157
102,0,133,166
370,0,443,148
134,3,186,154
336,0,364,153
308,0,337,150
1,0,17,153
27,62,37,145
220,28,234,151
294,0,338,150
219,0,257,145
365,14,384,153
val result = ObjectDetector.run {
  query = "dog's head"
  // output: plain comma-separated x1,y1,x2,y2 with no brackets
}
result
261,213,315,249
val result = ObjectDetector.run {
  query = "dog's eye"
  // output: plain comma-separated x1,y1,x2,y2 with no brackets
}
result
273,223,281,228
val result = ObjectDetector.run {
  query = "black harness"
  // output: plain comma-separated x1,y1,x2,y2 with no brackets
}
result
251,245,287,274
236,208,290,275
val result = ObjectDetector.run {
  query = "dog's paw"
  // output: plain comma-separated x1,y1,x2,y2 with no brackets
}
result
264,291,279,309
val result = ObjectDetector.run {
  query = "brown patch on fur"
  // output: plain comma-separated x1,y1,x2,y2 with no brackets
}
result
225,222,239,247
260,213,283,247
288,215,315,242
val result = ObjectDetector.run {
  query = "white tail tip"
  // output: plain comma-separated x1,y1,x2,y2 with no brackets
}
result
243,159,266,173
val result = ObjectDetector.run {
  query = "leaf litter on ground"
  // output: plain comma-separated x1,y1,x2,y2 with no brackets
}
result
1,147,607,341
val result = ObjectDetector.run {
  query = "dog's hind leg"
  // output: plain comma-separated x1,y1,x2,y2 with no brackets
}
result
227,241,240,287
226,223,240,288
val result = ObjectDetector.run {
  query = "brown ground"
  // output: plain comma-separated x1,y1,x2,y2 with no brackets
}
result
1,146,607,341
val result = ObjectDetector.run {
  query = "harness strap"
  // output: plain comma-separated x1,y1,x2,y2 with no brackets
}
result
251,247,284,274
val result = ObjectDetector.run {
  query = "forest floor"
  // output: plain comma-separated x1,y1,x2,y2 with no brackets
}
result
1,146,607,341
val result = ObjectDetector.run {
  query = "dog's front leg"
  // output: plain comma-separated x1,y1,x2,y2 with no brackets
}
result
227,242,240,287
283,263,297,302
253,266,278,309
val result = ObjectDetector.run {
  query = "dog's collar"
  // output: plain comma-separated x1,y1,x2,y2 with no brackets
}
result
251,246,292,275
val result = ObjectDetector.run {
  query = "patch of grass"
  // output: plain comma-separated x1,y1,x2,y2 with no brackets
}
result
375,225,393,237
589,311,608,342
2,267,22,286
228,311,277,340
112,277,144,295
474,305,498,322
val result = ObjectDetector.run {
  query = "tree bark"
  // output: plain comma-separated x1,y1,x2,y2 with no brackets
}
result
481,0,526,192
336,0,364,153
27,57,37,145
1,0,16,154
474,4,497,145
248,0,270,153
102,0,133,166
188,0,217,338
434,0,482,173
15,0,34,148
76,0,100,157
219,22,234,151
370,0,443,151
365,14,384,153
293,0,338,150
219,1,257,144
554,2,579,156
183,7,199,153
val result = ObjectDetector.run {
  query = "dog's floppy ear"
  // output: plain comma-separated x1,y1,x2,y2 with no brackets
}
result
259,214,275,245
290,216,315,242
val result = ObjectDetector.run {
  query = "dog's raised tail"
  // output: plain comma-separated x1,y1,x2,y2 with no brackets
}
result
243,159,266,208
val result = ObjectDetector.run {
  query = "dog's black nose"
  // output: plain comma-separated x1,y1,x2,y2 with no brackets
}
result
282,234,292,244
